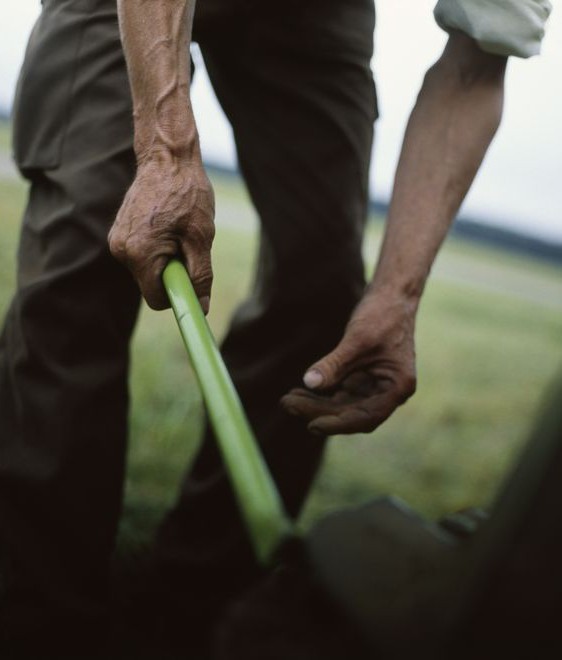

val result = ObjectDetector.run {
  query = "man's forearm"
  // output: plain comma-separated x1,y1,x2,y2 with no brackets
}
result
117,0,199,165
281,33,507,434
110,0,215,311
373,32,507,300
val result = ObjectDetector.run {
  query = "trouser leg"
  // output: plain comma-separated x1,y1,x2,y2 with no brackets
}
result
156,0,377,607
0,0,137,632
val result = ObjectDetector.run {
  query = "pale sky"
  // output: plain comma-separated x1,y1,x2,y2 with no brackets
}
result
1,0,561,242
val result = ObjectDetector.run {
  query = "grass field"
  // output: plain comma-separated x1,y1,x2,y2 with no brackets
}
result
0,121,11,152
1,140,561,557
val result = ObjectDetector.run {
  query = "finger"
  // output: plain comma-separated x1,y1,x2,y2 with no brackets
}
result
182,239,214,315
109,212,175,310
281,390,344,422
116,230,173,310
136,253,173,311
309,407,386,436
309,389,404,436
108,213,132,270
302,338,361,392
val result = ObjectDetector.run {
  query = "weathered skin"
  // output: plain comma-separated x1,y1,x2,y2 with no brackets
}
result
282,33,507,435
110,0,215,312
110,2,506,435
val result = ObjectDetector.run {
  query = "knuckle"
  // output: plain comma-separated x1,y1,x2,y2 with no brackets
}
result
189,221,215,250
191,265,213,291
364,420,378,433
358,409,381,433
405,372,417,396
338,406,376,435
124,238,146,267
205,221,216,244
200,227,215,252
108,230,126,260
398,373,417,401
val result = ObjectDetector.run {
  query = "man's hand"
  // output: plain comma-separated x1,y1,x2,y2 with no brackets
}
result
109,159,215,311
282,33,506,437
113,0,213,310
282,288,417,436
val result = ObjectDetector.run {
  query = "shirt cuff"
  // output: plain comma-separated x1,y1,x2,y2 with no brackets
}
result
434,0,552,58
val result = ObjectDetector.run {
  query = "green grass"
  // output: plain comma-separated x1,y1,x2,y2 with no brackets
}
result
1,165,561,558
0,120,12,153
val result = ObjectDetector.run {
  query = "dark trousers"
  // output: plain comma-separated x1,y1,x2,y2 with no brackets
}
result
0,0,376,625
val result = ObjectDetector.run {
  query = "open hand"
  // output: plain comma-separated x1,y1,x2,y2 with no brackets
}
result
109,159,215,311
281,288,418,435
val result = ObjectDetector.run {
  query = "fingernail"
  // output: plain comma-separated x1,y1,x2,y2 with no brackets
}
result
304,369,323,389
200,296,210,314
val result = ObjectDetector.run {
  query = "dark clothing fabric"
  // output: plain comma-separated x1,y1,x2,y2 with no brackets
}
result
0,0,376,637
2,0,140,625
451,374,562,657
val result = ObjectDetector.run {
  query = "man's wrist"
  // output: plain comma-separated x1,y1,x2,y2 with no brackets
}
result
135,141,202,169
370,266,427,304
134,102,201,167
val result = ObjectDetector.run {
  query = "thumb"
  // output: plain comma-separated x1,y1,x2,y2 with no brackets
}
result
303,341,355,391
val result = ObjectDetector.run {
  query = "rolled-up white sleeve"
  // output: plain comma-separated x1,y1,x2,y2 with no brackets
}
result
434,0,552,58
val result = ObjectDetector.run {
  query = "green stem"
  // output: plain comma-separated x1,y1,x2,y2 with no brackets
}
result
163,259,293,565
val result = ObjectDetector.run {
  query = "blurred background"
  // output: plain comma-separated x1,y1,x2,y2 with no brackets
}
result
0,0,561,556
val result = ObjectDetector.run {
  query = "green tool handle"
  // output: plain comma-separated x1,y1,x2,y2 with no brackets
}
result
163,259,293,565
